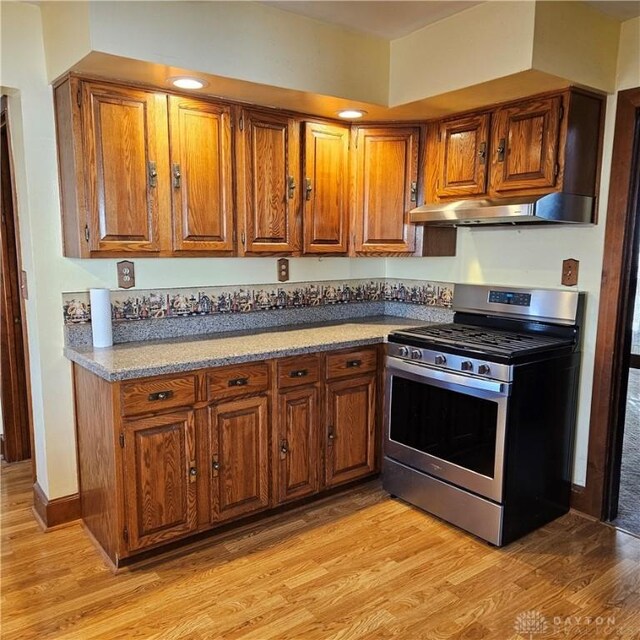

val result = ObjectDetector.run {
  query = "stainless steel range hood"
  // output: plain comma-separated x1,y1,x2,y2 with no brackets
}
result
410,192,594,227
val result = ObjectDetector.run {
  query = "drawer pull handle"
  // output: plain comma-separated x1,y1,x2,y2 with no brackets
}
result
289,369,308,378
228,377,249,387
148,390,174,401
346,359,362,368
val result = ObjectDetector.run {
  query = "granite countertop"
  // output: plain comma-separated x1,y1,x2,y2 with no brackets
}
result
64,316,424,382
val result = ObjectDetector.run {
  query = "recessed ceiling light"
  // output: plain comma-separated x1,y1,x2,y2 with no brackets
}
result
170,77,206,90
337,109,367,119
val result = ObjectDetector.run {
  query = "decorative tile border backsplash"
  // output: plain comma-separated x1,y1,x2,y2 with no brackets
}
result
62,279,454,325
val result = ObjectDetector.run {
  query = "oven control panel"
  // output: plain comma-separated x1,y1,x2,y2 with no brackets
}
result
488,290,531,307
386,343,513,383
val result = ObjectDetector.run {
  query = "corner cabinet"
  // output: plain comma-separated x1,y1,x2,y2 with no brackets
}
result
352,126,419,255
72,345,381,567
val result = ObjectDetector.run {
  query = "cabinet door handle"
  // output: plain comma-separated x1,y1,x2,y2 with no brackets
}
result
328,428,335,443
496,138,505,163
346,359,362,368
148,390,174,401
305,178,313,201
287,176,296,200
189,462,197,483
280,439,289,456
478,142,487,165
410,181,417,202
228,377,249,387
148,161,158,188
212,457,220,475
172,163,181,189
289,369,308,378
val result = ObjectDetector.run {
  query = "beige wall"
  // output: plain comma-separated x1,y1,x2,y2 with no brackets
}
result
617,16,640,90
2,1,639,497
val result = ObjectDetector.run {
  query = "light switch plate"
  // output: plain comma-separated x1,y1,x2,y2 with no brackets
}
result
277,258,290,282
561,258,579,287
117,260,135,289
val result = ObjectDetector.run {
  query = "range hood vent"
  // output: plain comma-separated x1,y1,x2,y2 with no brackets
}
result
410,192,594,227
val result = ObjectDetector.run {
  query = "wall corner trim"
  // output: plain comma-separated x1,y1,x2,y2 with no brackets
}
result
32,482,81,530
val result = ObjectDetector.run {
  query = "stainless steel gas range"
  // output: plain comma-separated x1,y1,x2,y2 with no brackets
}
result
383,284,584,545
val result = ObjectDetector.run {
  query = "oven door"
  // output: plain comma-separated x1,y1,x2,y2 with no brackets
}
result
384,355,510,503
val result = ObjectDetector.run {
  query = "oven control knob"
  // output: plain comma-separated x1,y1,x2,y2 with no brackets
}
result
411,349,422,360
478,364,491,375
461,360,474,372
434,354,447,365
397,346,409,358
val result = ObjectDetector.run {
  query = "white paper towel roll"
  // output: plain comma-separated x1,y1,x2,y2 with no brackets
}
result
89,288,113,348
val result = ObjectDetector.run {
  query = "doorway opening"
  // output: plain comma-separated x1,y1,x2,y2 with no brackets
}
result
1,95,32,463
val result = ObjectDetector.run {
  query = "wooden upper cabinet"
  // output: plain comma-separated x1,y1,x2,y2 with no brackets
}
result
436,114,490,198
236,110,300,255
302,122,350,254
489,96,562,195
80,81,164,254
209,395,270,522
168,97,234,254
123,411,198,551
353,126,419,255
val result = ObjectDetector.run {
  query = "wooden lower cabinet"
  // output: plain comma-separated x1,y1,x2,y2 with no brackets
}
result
209,395,270,522
72,345,381,566
276,385,320,503
325,374,376,487
122,411,198,551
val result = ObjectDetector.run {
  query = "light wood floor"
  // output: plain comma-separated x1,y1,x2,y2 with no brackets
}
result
2,461,639,640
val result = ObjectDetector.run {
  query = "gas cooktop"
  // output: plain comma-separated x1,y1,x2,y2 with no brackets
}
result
390,323,574,359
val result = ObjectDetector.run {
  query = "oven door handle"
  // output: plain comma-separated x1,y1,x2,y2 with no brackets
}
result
387,357,509,396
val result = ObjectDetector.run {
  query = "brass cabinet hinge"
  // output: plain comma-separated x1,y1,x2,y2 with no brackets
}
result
123,527,129,543
238,114,244,131
554,162,560,176
84,225,90,243
559,105,565,121
76,88,82,109
119,432,124,448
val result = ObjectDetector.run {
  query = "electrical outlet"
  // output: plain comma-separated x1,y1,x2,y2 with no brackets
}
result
117,260,135,289
277,258,289,282
561,258,579,287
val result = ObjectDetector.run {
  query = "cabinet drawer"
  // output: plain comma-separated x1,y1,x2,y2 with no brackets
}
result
277,354,321,389
326,347,377,380
121,375,197,417
207,362,269,401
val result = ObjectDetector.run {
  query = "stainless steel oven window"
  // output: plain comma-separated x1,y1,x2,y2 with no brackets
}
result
383,357,510,503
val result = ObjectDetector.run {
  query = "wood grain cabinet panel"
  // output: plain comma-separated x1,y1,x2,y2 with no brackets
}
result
489,96,562,194
303,122,350,254
277,354,321,389
209,395,270,522
123,411,198,551
277,386,320,503
353,126,419,254
436,114,490,198
168,97,234,253
81,82,164,254
236,110,300,255
207,362,270,401
325,374,376,487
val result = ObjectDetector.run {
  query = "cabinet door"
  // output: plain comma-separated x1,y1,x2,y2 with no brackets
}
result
490,96,562,194
353,127,419,254
325,374,376,487
236,110,300,254
122,411,197,551
303,122,349,254
436,114,489,198
209,395,270,522
168,96,234,253
277,386,320,503
81,82,164,254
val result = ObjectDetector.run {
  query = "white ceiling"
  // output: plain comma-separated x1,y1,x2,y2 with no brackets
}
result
264,1,640,40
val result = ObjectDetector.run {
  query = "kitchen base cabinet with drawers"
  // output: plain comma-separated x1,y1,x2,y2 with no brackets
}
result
72,346,381,567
